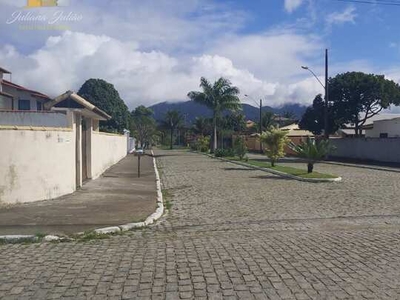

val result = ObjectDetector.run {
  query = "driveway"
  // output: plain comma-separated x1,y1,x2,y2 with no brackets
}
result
1,150,400,299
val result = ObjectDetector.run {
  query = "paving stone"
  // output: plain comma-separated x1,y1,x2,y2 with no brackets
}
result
1,151,400,299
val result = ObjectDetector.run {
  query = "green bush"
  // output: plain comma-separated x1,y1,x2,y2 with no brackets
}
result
214,148,235,157
197,136,210,152
233,136,247,160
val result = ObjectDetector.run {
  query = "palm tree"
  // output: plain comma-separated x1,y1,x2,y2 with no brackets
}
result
188,77,241,152
289,137,335,173
261,111,276,131
162,110,183,150
259,127,290,167
192,117,212,136
226,112,246,133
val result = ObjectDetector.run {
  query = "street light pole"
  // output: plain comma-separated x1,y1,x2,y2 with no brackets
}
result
324,49,329,140
259,99,263,153
245,94,263,153
301,48,329,139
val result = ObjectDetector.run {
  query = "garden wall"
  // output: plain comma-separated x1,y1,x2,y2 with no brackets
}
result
330,138,400,163
0,128,76,204
90,132,128,179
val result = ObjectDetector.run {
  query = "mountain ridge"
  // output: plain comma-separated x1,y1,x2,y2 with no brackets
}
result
148,100,308,123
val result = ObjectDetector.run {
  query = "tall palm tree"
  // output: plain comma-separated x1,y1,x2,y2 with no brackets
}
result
188,77,241,152
162,110,183,149
192,117,212,136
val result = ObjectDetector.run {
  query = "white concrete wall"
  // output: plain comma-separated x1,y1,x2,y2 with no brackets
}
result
365,118,400,138
0,129,76,204
90,132,127,179
0,111,68,127
330,138,400,163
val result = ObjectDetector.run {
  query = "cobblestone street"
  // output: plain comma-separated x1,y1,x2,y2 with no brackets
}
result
1,150,400,299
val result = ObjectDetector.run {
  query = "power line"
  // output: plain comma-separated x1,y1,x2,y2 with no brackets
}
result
336,0,400,6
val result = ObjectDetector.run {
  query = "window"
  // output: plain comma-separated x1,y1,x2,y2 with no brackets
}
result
18,99,31,111
379,133,388,138
37,101,42,111
0,96,12,110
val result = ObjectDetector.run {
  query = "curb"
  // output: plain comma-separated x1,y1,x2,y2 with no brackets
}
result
207,155,342,183
323,160,400,174
0,150,164,243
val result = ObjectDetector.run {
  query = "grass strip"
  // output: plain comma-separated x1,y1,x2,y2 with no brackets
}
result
225,157,338,179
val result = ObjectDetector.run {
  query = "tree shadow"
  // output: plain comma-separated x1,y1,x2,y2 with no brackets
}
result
250,157,307,164
152,153,181,158
223,167,257,171
249,175,292,180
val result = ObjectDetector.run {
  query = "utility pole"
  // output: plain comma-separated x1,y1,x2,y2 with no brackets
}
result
324,48,329,140
259,99,263,153
301,48,329,139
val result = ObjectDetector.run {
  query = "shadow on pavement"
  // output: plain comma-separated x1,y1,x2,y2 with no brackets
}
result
250,175,292,180
223,167,257,172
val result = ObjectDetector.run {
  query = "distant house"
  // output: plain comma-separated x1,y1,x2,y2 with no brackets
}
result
280,123,314,155
240,120,307,154
338,114,400,138
364,116,400,138
0,67,51,111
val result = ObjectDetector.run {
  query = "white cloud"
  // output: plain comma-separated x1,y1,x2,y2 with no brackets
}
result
284,0,305,13
0,31,325,109
209,30,322,81
0,0,247,53
326,6,357,26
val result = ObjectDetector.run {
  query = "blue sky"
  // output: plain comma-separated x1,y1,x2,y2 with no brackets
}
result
1,0,400,110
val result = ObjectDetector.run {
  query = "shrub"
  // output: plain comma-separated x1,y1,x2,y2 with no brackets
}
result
289,137,335,173
233,136,247,160
197,136,210,152
214,148,235,157
259,127,289,167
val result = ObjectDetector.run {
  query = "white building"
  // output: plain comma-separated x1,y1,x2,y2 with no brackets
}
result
0,67,51,111
339,114,400,137
365,116,400,138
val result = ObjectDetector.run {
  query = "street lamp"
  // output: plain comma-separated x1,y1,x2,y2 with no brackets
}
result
301,49,329,139
245,94,263,153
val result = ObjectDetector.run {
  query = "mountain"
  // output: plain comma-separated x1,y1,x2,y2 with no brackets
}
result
148,101,308,124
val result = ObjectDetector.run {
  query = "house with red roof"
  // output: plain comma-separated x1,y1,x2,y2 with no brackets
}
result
0,67,52,111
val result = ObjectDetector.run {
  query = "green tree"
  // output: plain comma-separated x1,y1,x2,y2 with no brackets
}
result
299,94,340,135
261,111,277,131
192,117,212,136
187,77,241,152
162,110,183,150
259,127,289,167
329,72,400,136
289,137,335,173
78,79,130,133
131,106,156,148
226,112,246,133
233,135,247,160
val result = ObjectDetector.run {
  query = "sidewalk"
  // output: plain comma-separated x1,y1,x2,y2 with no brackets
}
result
0,154,157,236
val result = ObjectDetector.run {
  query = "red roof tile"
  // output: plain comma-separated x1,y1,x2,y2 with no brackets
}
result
2,80,51,100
